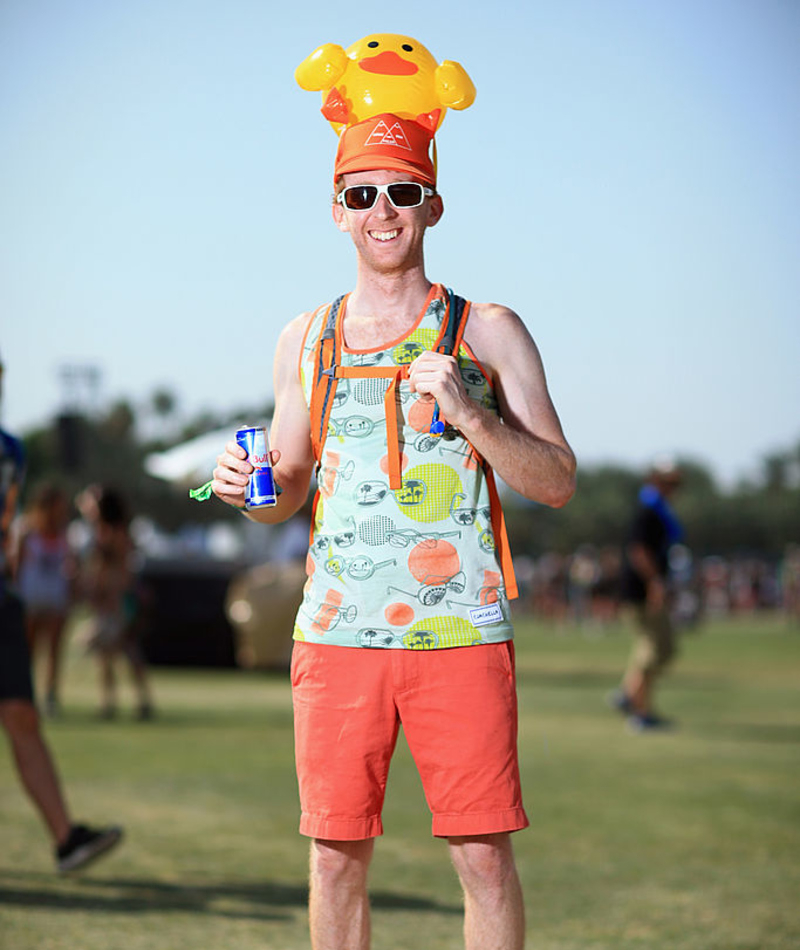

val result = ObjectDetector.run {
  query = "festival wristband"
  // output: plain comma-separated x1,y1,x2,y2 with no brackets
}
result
188,479,282,505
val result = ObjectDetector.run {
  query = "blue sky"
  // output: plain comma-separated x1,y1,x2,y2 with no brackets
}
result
2,0,798,485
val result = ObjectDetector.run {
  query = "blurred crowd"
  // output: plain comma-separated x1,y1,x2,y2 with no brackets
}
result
9,481,154,719
8,476,798,715
514,543,800,628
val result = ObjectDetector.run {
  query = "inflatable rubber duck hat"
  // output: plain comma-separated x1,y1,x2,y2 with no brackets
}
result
295,33,475,185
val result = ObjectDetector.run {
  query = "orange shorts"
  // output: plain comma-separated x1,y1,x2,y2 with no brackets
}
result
290,641,529,840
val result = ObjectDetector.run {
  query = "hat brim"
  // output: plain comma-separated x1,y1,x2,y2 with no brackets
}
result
334,154,436,186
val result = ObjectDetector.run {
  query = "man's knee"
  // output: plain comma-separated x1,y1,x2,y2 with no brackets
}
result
631,615,676,675
0,699,41,739
646,629,677,673
657,637,678,669
310,838,374,889
448,833,518,891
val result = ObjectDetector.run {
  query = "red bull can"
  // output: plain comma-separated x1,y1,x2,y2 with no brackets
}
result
235,425,278,509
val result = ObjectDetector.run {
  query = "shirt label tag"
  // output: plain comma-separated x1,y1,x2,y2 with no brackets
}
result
469,602,504,627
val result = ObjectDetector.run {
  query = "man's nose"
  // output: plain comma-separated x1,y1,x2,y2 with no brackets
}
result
373,193,398,216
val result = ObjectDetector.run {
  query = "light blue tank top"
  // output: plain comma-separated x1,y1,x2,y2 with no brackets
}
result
294,283,515,649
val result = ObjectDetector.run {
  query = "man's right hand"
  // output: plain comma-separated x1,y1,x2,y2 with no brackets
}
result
212,442,283,510
211,439,251,509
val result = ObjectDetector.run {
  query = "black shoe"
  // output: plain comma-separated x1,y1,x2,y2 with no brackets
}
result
626,713,675,734
56,824,123,873
607,689,634,716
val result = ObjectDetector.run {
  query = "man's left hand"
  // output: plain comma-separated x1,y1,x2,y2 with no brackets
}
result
407,352,476,431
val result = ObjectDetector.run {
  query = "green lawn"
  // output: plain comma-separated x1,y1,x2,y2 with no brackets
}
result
1,613,798,949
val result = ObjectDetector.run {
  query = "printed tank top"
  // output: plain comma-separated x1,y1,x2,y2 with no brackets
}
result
294,283,515,650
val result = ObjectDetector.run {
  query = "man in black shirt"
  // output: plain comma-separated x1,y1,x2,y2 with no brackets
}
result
611,458,683,731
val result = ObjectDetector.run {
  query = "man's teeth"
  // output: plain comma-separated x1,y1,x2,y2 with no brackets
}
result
370,230,399,242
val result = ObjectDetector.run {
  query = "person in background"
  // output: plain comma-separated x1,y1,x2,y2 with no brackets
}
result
0,355,123,872
77,485,155,721
779,544,800,623
13,482,75,717
610,457,684,732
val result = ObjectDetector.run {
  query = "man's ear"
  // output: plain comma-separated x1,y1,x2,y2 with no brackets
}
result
427,193,444,228
332,201,350,233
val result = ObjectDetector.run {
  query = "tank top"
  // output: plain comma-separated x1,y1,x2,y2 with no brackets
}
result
17,531,70,611
294,283,515,650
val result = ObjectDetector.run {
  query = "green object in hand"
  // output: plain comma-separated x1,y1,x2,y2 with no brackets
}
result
188,480,214,502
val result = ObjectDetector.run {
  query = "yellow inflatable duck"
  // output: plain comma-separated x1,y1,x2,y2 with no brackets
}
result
295,33,476,134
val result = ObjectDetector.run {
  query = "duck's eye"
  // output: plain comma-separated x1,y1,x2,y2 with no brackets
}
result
402,44,413,52
367,41,379,48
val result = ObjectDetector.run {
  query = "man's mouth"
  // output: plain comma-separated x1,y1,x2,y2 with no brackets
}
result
369,229,399,242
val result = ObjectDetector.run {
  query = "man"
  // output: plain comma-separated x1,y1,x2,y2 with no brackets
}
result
0,356,123,872
213,112,575,949
611,457,683,732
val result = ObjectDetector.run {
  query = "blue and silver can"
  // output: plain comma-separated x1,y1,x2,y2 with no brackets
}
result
235,425,278,509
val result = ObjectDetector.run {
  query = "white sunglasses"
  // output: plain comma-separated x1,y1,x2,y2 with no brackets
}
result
336,181,435,211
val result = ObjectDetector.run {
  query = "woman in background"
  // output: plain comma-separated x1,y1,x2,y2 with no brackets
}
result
14,483,75,717
78,486,154,721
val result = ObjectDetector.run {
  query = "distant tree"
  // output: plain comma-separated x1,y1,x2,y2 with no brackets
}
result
102,400,136,441
179,411,224,442
143,387,181,450
18,396,797,557
763,452,789,492
151,388,177,420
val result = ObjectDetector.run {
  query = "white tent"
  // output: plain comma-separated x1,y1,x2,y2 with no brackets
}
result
144,426,234,486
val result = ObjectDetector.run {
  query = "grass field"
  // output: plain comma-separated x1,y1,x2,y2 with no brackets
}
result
1,612,798,949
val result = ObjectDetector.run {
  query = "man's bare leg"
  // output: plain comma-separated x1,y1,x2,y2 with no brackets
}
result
0,699,71,844
44,614,68,706
622,667,654,715
309,838,374,950
449,833,525,950
98,654,117,716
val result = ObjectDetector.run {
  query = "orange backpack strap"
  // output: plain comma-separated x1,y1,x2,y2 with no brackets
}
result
383,367,407,490
309,295,346,466
484,464,519,601
436,290,518,601
329,364,410,489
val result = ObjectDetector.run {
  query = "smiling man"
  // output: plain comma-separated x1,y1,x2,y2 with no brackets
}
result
213,111,575,949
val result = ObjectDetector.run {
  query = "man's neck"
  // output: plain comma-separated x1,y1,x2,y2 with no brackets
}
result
347,265,432,326
344,284,433,349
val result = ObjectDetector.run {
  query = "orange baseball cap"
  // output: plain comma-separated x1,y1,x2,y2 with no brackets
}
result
334,113,436,186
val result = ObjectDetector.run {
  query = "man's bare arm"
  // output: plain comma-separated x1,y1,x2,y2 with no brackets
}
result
212,313,315,523
627,542,667,611
408,302,576,508
1,482,20,565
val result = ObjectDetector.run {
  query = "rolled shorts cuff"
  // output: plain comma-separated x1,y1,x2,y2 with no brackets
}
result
300,813,383,841
432,806,530,839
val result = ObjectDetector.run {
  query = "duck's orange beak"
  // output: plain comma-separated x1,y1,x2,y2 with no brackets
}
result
359,51,418,76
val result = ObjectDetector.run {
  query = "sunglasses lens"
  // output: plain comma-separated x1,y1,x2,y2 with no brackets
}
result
343,186,378,210
387,183,424,207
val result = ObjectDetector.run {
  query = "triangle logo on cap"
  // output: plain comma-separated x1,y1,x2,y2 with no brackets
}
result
364,119,412,151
